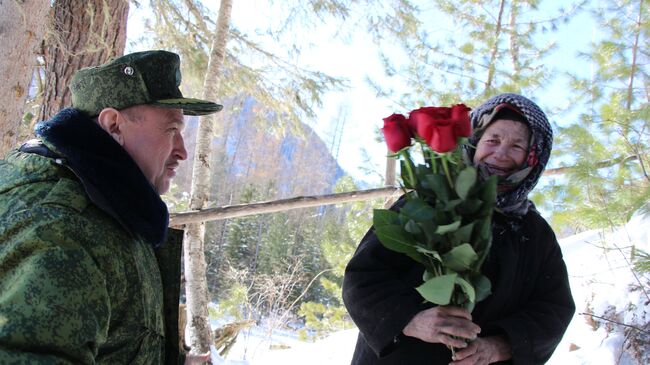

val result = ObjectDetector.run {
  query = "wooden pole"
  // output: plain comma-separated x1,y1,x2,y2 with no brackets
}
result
383,154,397,208
170,187,401,226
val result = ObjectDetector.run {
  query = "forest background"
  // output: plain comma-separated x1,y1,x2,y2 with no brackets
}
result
0,0,648,362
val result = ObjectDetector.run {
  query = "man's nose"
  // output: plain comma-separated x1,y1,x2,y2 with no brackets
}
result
174,133,188,161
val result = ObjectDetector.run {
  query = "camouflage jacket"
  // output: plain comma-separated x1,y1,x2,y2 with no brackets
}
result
0,109,183,364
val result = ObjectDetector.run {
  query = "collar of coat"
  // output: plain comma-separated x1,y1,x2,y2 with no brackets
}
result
32,108,169,248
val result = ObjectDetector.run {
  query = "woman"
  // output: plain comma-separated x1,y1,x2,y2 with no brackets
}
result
342,93,575,364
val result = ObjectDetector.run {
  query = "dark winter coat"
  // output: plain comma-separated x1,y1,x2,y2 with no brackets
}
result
342,202,575,365
0,109,183,364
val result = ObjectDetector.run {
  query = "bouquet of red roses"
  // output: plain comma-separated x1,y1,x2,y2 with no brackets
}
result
374,104,497,312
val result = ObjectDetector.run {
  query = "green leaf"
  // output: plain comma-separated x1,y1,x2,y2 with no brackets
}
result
415,274,457,305
373,209,400,227
419,220,438,241
472,274,492,302
480,175,498,203
415,246,442,262
423,174,450,201
404,219,421,234
455,276,476,303
374,225,416,254
444,199,463,211
423,269,435,281
453,223,475,245
477,218,491,242
435,220,461,234
455,166,477,200
458,199,482,215
401,199,436,221
441,243,478,271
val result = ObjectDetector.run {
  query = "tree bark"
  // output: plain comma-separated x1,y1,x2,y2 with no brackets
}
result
170,187,401,226
183,0,232,355
484,0,506,93
625,0,643,111
0,0,51,156
39,0,129,121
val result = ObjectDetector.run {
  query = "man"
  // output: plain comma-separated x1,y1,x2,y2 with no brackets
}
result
0,50,221,364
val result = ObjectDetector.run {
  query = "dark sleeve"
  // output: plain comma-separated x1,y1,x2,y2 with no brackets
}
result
155,228,185,365
342,198,428,357
491,217,576,364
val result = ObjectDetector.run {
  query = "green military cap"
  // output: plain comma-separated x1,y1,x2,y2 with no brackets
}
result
69,50,222,116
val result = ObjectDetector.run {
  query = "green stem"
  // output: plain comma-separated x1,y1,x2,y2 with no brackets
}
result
402,150,416,188
441,155,453,187
428,149,438,174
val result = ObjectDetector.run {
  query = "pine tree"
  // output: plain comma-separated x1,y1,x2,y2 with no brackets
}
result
365,0,585,107
0,0,50,156
533,0,649,232
39,0,129,120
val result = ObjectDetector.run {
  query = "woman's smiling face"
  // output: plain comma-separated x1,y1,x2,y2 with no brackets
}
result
473,119,530,176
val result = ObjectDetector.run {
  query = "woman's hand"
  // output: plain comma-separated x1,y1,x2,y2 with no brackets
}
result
402,306,481,348
449,336,512,365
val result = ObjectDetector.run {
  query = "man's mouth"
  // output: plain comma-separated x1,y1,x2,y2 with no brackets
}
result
166,163,179,177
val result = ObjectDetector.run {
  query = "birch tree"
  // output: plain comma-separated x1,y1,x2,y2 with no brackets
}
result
183,0,232,354
39,0,129,120
0,0,51,156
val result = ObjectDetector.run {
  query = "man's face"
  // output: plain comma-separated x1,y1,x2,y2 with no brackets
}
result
119,105,187,194
473,119,530,176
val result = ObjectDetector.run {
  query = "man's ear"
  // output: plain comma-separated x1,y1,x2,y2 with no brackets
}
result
97,108,124,145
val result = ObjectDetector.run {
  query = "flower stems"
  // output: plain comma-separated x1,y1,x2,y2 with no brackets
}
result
441,156,453,187
428,149,438,174
401,150,416,188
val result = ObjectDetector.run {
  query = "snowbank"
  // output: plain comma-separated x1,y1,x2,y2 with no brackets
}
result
215,212,650,364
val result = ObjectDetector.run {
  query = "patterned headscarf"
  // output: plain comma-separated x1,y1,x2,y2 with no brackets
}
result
465,93,553,217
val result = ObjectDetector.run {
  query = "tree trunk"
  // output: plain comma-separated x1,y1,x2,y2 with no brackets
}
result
484,0,506,94
39,0,129,121
383,155,397,208
183,0,233,355
625,0,643,112
0,0,51,156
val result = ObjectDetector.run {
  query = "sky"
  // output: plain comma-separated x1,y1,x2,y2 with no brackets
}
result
126,1,601,186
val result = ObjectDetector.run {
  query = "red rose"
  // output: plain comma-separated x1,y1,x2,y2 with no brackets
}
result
408,104,471,153
451,104,471,138
382,113,413,152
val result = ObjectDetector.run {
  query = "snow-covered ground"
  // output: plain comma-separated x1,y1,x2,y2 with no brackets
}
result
213,211,650,364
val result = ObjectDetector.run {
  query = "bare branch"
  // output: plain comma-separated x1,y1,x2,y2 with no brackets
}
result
170,187,401,226
543,155,640,176
579,312,650,335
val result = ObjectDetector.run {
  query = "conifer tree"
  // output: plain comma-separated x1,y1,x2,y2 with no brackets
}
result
533,0,649,232
365,0,584,107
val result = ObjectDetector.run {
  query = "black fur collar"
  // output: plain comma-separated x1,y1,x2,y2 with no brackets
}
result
34,108,169,248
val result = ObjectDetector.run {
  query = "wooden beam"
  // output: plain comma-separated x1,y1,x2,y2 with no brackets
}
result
169,186,402,226
542,155,639,176
170,154,641,226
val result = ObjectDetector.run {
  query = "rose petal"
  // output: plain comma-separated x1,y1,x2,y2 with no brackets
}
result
382,113,412,152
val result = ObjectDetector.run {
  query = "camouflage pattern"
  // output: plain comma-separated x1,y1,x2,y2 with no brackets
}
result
70,50,223,117
0,150,182,364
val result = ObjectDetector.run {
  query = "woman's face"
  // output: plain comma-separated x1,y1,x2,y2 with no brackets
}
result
473,119,530,177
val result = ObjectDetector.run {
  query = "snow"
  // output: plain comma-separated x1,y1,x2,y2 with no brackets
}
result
213,211,650,364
